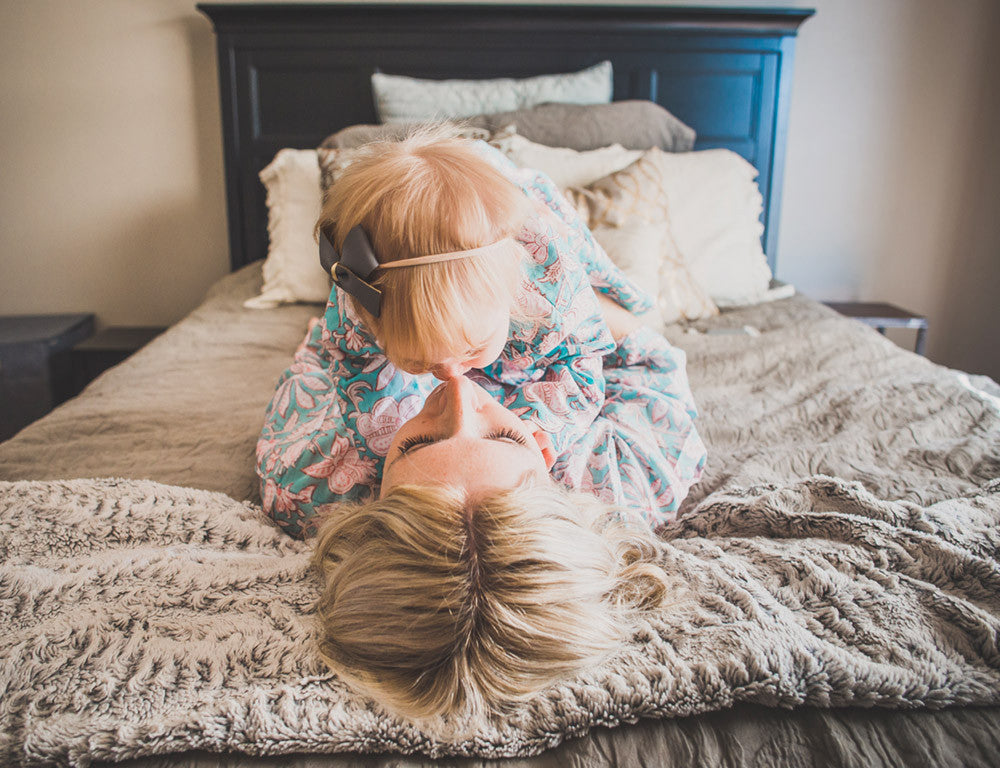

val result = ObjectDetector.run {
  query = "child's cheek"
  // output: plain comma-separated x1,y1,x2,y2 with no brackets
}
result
477,324,509,369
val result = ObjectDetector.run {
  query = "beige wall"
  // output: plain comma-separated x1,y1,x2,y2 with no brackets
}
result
1,0,998,379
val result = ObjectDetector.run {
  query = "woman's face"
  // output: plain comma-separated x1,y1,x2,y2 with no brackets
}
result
380,375,548,498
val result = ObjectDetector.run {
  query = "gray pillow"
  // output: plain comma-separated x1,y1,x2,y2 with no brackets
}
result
320,100,695,153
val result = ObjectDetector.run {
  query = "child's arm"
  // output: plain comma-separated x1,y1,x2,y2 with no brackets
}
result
475,141,655,315
477,153,621,457
256,294,432,538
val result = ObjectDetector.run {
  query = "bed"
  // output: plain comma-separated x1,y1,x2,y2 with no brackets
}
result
1,4,999,767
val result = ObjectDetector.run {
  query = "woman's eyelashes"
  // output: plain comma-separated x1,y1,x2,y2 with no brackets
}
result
398,434,435,454
485,427,528,446
396,427,527,456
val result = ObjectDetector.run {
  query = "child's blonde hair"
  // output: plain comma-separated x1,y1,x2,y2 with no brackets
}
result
320,127,531,373
311,480,671,733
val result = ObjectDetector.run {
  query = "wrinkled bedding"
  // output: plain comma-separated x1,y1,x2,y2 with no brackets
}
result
1,264,999,767
2,474,999,766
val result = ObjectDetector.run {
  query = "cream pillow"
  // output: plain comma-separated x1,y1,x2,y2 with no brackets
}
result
372,61,613,124
651,148,773,307
590,224,715,327
244,149,328,309
564,151,719,325
568,147,775,309
490,129,642,189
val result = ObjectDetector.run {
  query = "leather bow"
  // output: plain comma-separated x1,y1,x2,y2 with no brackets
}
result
319,225,383,317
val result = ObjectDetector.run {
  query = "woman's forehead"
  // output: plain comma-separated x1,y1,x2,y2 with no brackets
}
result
383,437,542,492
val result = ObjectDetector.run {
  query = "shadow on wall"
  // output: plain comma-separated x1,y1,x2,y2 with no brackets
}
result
111,9,230,325
95,195,228,323
934,1,1000,382
89,9,230,326
179,9,228,247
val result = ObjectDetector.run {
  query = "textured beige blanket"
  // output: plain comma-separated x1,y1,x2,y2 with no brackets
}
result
1,474,998,766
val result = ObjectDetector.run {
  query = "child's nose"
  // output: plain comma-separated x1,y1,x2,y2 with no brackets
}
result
431,359,469,380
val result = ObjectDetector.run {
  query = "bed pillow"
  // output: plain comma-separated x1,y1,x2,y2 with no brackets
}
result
594,224,717,327
372,61,612,124
567,147,772,309
244,149,329,309
321,100,696,153
563,151,719,325
472,100,697,152
317,145,361,197
489,128,642,189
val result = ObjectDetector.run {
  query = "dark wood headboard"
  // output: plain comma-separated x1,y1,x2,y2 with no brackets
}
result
198,3,813,274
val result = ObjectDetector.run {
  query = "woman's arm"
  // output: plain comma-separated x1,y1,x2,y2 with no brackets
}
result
545,296,707,528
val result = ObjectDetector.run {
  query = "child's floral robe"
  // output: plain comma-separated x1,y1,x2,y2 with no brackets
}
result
256,143,706,538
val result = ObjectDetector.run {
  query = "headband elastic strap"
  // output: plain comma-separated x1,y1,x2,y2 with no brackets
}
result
378,238,514,270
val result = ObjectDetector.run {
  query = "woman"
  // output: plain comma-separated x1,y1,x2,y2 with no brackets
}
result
258,131,693,536
257,130,705,539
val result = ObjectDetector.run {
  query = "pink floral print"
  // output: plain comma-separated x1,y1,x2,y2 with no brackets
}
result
256,143,704,538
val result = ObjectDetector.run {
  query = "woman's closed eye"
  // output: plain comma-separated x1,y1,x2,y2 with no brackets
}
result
396,427,526,458
398,434,435,455
484,427,528,446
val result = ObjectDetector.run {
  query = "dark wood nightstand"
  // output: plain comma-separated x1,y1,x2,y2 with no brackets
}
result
0,313,96,441
71,326,166,392
823,302,928,355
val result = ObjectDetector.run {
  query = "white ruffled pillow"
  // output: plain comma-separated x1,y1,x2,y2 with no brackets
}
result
372,61,613,124
244,149,328,309
566,147,776,310
589,223,716,328
490,129,642,189
651,148,774,307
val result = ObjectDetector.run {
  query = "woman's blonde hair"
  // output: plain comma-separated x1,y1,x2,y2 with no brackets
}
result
311,480,671,732
320,127,531,373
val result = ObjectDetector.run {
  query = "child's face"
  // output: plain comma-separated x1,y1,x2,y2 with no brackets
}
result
424,307,509,381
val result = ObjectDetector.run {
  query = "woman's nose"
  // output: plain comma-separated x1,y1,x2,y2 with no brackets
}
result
438,375,478,435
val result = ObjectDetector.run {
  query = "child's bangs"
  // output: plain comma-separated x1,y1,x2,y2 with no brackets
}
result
380,248,521,371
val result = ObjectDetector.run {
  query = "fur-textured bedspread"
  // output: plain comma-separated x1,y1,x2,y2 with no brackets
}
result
2,474,998,767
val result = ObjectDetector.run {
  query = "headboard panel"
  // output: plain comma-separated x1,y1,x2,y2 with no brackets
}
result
199,4,813,274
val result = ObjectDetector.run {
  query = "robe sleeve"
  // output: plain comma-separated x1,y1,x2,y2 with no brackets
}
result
551,326,707,528
256,290,432,538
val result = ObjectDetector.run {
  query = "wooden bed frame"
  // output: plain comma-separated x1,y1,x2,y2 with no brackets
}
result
198,3,813,275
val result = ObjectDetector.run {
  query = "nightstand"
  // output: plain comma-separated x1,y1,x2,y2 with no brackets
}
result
71,326,166,392
0,313,95,442
823,302,928,355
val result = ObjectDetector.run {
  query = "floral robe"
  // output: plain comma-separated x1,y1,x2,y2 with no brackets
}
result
256,143,705,538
